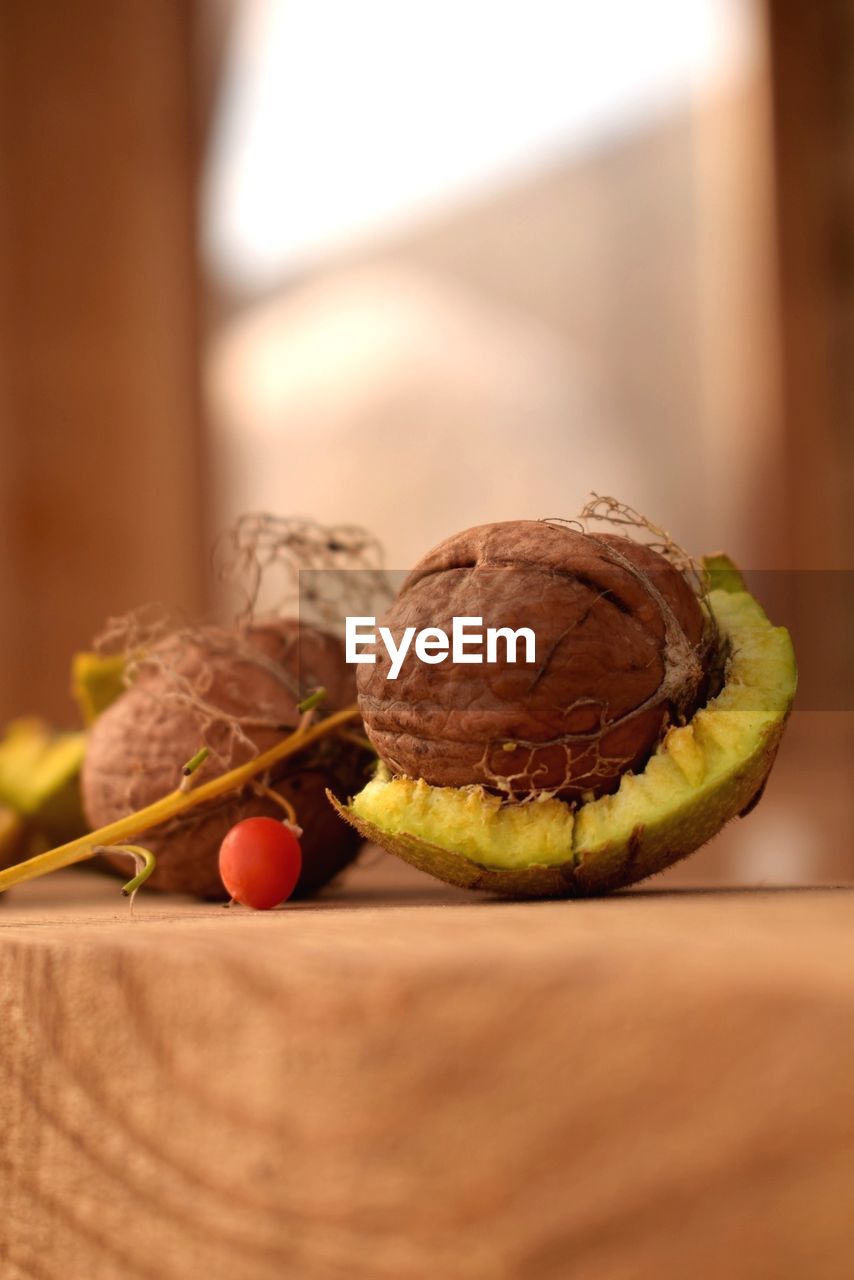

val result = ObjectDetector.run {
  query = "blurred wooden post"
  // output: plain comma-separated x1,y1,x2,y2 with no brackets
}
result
767,0,854,571
691,15,787,570
0,0,207,723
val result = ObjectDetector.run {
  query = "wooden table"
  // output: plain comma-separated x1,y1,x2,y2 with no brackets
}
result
2,855,854,1280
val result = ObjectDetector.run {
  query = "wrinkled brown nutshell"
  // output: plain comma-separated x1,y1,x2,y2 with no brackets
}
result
82,619,368,898
357,521,714,801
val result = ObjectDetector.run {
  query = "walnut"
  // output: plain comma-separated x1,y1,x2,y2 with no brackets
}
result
82,619,366,897
357,521,713,801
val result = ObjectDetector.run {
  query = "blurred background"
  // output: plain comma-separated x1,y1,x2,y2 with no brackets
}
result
0,0,851,885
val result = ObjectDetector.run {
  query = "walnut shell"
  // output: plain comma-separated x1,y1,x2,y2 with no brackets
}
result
82,619,366,898
357,521,711,800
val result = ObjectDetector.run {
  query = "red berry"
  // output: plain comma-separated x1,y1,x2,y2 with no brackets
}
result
219,817,302,910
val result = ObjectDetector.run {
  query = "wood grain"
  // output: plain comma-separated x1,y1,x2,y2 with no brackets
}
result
1,861,854,1279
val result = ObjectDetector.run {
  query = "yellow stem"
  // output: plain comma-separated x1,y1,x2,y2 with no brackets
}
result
0,703,360,893
335,728,375,752
252,782,299,828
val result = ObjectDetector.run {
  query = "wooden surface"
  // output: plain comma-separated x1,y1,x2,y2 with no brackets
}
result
2,856,854,1279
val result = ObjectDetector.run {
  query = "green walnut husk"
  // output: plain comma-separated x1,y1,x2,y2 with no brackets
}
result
71,651,128,725
329,556,797,896
0,652,128,869
0,718,87,846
